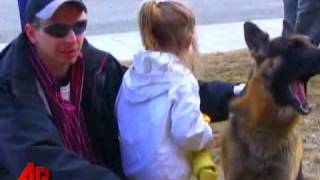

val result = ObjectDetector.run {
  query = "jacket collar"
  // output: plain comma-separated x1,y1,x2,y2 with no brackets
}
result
11,33,49,111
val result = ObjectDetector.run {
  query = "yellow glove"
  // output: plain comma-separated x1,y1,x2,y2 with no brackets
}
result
192,149,218,180
191,113,218,180
202,113,211,124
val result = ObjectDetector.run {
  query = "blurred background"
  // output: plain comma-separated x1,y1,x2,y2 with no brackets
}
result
0,0,283,44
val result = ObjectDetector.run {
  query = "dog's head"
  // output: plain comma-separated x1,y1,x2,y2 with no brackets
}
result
243,21,320,115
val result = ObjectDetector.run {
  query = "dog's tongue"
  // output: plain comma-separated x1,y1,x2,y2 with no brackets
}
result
290,81,305,102
289,81,310,113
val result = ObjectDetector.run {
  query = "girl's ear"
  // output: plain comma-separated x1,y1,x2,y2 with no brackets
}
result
24,23,38,44
186,34,196,52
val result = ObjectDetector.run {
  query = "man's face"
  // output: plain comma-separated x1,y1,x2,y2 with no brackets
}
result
32,3,87,67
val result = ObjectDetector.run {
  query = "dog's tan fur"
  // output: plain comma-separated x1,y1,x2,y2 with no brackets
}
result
222,75,303,180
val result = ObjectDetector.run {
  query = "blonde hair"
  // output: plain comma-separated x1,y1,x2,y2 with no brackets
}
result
139,0,200,73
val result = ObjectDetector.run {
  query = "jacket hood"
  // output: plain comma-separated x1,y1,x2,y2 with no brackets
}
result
121,51,190,103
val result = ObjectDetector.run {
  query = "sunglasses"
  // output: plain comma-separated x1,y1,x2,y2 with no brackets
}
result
35,20,87,38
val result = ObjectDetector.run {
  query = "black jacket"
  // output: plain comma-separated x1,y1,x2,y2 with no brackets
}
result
0,33,236,179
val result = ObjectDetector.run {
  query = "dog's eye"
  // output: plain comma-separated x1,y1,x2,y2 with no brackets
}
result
310,39,319,46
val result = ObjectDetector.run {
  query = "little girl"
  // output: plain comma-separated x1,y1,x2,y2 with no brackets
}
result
116,1,217,179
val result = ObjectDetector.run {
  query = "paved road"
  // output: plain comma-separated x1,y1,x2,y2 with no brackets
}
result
0,0,283,43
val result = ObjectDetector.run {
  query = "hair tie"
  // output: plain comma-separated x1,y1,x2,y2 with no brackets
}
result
154,0,169,5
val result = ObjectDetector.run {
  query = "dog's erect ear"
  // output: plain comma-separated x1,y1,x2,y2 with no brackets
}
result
282,20,294,38
244,21,270,63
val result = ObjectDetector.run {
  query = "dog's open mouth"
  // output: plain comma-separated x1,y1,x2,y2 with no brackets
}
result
289,80,311,114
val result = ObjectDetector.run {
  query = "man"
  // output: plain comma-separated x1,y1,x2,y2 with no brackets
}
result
0,0,241,179
0,0,125,179
283,0,320,45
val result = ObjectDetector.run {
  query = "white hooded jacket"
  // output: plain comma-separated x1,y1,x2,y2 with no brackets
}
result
115,51,213,180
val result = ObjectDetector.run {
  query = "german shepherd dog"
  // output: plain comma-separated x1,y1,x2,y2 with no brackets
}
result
221,21,320,180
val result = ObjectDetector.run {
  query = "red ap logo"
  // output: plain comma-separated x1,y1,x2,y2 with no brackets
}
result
18,162,51,180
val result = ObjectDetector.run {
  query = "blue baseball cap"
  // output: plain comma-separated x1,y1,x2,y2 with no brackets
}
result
26,0,87,22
